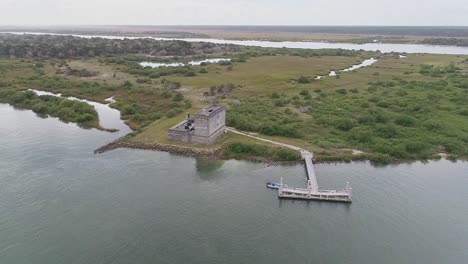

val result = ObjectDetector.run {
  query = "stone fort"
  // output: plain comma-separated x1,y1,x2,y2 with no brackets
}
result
168,104,226,144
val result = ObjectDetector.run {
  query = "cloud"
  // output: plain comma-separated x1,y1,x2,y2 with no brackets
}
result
0,0,467,25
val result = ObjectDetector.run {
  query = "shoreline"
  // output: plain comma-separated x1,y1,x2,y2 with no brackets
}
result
94,139,302,165
94,139,222,158
94,138,466,165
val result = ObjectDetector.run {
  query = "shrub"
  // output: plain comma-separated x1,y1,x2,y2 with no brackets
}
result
169,102,180,108
423,120,443,130
161,91,172,98
373,111,389,123
336,88,347,94
270,92,280,99
377,101,390,108
224,142,269,156
273,148,301,161
173,92,184,102
297,76,310,84
122,105,136,115
259,124,302,138
368,86,378,92
223,142,301,161
123,80,133,89
77,114,95,122
374,124,399,138
32,102,49,114
369,153,392,164
149,72,160,78
333,118,354,131
405,141,428,153
166,108,182,118
358,114,374,124
274,99,288,107
300,90,310,96
136,78,152,84
349,127,373,144
184,70,196,77
395,115,417,127
396,90,407,96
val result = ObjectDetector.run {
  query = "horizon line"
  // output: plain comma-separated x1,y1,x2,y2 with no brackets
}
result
1,24,468,28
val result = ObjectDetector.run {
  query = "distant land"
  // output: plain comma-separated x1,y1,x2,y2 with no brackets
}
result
3,25,468,46
3,25,468,36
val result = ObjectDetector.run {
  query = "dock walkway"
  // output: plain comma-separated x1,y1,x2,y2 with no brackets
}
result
301,150,318,192
279,150,352,202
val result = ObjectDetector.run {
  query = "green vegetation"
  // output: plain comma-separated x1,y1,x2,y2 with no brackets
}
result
223,142,302,161
127,64,199,78
420,38,468,47
1,34,467,162
0,90,99,128
220,56,468,160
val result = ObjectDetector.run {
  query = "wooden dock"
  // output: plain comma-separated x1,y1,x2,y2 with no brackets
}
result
225,128,352,203
278,150,352,202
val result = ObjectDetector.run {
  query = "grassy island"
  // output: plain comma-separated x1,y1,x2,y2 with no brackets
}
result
0,90,101,129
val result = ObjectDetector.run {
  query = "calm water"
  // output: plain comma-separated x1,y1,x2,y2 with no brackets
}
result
316,57,378,80
4,32,468,55
140,58,231,68
1,103,467,264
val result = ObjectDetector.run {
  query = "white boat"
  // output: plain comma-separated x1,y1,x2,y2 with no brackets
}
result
266,181,288,189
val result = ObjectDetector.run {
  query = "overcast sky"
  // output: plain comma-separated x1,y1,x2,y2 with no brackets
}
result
1,0,467,26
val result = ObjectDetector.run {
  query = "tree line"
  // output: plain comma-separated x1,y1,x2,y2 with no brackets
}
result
0,34,240,59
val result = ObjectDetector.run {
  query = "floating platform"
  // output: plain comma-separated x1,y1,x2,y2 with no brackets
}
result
277,150,352,202
278,181,352,202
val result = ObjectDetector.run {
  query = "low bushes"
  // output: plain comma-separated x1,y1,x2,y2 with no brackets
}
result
223,142,301,161
258,124,302,138
395,115,417,127
297,76,311,84
334,118,355,131
405,141,429,153
227,98,303,138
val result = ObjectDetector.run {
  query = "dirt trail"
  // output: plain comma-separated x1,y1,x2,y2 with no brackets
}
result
226,127,304,152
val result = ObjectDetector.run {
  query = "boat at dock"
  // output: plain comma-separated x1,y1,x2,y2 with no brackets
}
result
266,181,288,189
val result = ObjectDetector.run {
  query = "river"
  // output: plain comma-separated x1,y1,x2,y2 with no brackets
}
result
0,101,467,263
3,32,468,55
